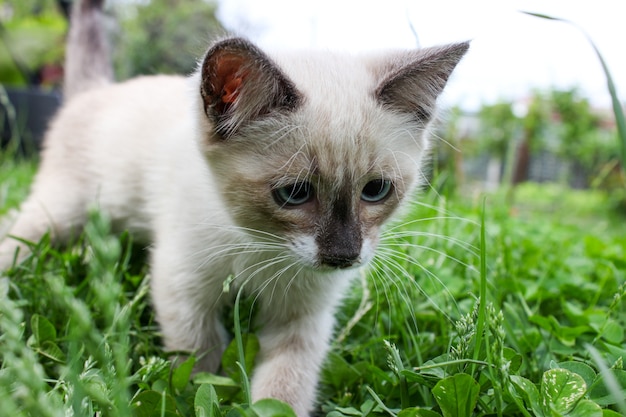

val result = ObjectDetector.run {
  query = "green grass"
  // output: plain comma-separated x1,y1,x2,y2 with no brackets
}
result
0,154,37,216
1,150,625,417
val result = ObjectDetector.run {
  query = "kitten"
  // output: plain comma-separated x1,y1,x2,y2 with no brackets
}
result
0,0,468,415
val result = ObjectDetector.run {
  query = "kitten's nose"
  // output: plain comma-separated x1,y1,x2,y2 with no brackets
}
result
320,253,360,269
317,204,363,269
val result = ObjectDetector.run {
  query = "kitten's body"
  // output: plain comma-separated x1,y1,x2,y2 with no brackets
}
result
0,1,468,415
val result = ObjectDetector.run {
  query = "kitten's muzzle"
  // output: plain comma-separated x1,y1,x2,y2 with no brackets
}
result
320,253,360,269
316,196,363,269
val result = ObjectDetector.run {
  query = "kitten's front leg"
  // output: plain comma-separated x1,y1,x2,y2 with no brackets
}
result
251,309,337,417
151,251,229,372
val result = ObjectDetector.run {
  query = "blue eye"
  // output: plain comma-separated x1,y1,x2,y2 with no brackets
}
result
273,181,314,206
361,179,392,203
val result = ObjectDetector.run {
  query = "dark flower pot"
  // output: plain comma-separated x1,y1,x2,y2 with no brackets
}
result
1,87,62,155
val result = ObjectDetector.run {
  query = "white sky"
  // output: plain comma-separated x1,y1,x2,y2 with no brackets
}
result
216,0,625,111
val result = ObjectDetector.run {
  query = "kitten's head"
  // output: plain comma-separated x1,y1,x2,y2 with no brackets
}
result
197,37,468,270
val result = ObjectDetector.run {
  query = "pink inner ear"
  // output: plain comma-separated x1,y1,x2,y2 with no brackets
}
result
222,75,243,104
215,55,248,105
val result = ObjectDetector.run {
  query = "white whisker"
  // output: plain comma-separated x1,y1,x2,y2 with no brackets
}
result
371,249,457,324
381,235,479,270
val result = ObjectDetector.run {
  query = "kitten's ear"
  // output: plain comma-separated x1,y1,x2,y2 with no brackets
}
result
200,37,302,138
375,42,469,121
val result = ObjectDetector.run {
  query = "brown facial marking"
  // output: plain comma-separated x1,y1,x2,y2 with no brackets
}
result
316,191,362,269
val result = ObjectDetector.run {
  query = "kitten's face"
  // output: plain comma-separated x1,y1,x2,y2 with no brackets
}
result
207,103,426,270
198,38,468,271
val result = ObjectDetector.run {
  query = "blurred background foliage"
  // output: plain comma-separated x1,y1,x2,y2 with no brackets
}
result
436,87,622,208
0,0,68,87
0,0,223,87
113,0,223,78
0,0,624,210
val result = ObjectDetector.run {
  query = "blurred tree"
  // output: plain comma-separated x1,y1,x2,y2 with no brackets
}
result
513,93,549,184
477,102,518,157
475,101,520,187
0,0,67,87
551,89,601,165
550,89,618,189
114,0,224,79
551,89,598,141
0,0,224,84
469,89,617,192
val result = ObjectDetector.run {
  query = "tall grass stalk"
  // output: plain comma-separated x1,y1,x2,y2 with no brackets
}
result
586,344,626,415
234,286,252,405
471,198,488,376
523,11,626,175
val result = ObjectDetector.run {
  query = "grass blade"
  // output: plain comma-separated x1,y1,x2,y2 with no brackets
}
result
234,286,252,405
471,198,488,376
586,344,626,415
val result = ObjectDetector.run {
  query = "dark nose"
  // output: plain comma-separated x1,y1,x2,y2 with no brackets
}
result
317,196,362,269
320,253,360,269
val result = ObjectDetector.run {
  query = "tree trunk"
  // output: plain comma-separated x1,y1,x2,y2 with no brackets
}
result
512,138,531,184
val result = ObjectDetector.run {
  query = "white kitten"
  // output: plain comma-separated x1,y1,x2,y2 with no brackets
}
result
0,1,468,415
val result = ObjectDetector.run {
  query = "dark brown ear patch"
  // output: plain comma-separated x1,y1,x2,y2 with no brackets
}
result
200,37,302,138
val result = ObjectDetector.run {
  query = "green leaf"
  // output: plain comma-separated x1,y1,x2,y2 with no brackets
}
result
332,406,361,416
194,384,221,417
432,373,479,417
401,369,440,387
38,340,65,363
172,356,195,392
529,315,589,346
132,390,179,417
83,373,114,407
567,399,603,417
540,368,586,415
588,369,626,406
599,319,624,345
557,361,597,389
30,314,56,345
249,398,297,417
359,398,376,415
193,372,239,388
225,406,249,417
152,379,169,393
602,409,624,417
322,352,362,389
419,353,455,379
366,386,398,416
510,375,542,416
503,347,523,373
522,11,560,21
222,333,259,381
398,408,442,417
